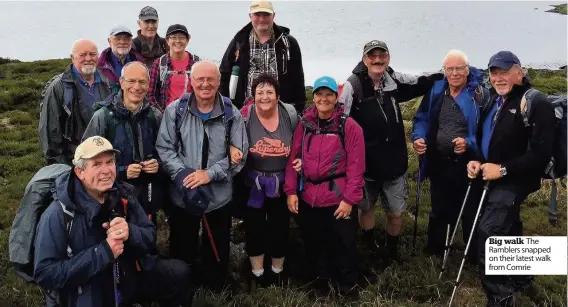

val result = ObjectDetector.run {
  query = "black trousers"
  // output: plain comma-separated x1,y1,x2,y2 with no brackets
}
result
427,157,480,257
168,204,231,290
125,257,193,307
297,201,358,290
245,193,290,258
476,183,532,306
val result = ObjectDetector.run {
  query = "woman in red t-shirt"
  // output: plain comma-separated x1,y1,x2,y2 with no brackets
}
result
147,24,200,113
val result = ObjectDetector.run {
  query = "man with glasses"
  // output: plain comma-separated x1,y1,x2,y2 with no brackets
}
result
98,25,144,93
132,6,169,68
39,39,112,165
83,61,164,223
467,51,554,307
339,40,442,263
156,60,248,291
412,50,488,259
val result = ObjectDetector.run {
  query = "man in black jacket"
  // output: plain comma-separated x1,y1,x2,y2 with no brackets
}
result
467,51,554,307
219,1,306,112
339,40,442,262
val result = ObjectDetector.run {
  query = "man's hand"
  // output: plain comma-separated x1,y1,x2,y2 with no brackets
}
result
453,137,467,154
230,145,243,164
105,237,124,259
413,138,427,155
480,163,502,181
334,201,352,219
184,170,211,189
467,161,481,179
127,164,143,179
141,159,159,174
292,159,302,173
287,195,299,214
103,217,129,241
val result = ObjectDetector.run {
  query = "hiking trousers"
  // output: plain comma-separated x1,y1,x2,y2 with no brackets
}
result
297,200,358,291
476,183,532,306
245,193,290,258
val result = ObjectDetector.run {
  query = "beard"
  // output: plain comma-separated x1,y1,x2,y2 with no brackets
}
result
81,64,97,75
112,46,131,57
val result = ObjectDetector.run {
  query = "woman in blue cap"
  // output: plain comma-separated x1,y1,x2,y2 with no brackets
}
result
284,76,366,296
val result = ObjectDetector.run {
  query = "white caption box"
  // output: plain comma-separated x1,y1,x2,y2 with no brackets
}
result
485,236,567,275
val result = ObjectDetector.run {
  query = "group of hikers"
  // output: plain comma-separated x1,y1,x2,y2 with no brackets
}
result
8,1,565,307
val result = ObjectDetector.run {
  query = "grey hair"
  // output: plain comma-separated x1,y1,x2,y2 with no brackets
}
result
73,158,88,170
120,61,150,80
442,49,470,67
190,60,221,79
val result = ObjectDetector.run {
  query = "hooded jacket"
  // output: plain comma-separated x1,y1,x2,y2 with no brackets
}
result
283,105,365,207
33,171,156,307
82,92,164,214
97,47,145,93
39,64,112,165
219,22,306,112
412,66,489,179
155,92,248,213
339,62,442,180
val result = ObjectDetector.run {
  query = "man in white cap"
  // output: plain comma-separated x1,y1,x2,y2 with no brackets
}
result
33,136,192,307
98,25,144,93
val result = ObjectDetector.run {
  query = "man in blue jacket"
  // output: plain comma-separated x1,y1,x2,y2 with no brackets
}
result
412,50,488,258
33,136,191,307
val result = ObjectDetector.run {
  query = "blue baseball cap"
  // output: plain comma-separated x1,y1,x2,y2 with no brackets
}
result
488,51,521,70
313,76,338,93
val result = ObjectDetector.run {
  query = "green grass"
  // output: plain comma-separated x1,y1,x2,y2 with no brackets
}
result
547,3,567,15
0,58,566,306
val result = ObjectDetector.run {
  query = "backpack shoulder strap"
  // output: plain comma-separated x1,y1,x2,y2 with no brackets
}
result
521,88,539,127
281,102,299,130
347,74,363,103
133,38,142,53
59,201,75,257
193,54,200,62
338,113,348,150
159,54,169,88
222,95,234,158
175,93,191,152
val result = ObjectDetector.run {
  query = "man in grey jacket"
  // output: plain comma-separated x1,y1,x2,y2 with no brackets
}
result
39,39,112,165
156,60,248,291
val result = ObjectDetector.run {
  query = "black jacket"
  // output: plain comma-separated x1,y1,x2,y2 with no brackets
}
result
345,62,442,180
219,22,306,112
477,79,554,192
39,64,112,165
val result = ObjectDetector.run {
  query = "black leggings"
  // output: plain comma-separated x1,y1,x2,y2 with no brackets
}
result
244,193,290,258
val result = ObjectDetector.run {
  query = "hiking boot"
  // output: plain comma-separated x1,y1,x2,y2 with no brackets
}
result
249,273,267,292
267,269,287,287
314,277,332,296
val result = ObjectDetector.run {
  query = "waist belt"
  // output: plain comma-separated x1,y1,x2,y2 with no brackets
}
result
304,173,346,191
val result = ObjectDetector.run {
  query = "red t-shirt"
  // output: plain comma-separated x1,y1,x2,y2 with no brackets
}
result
167,53,192,105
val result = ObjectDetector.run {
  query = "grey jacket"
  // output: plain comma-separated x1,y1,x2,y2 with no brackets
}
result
38,64,111,165
156,92,248,212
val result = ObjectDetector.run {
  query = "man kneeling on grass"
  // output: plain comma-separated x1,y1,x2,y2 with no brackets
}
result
33,136,192,307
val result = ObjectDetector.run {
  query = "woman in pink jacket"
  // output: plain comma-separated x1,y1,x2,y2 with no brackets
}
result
284,76,365,296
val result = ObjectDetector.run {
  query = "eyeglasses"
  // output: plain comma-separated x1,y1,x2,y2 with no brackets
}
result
168,35,188,42
122,78,149,86
444,66,468,74
366,53,389,60
193,76,218,85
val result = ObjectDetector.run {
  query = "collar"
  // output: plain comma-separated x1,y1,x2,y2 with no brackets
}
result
72,65,101,86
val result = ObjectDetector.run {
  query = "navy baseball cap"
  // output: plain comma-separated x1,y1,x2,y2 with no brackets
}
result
488,51,521,70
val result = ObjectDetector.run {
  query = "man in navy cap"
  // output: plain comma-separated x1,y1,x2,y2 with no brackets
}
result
467,51,554,306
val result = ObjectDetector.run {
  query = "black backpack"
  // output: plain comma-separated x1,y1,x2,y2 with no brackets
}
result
521,89,567,225
8,164,74,283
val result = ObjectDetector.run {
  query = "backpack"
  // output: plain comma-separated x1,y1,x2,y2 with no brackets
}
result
241,97,299,131
158,53,200,90
174,92,234,159
40,73,74,115
298,113,348,192
521,89,567,225
8,164,72,282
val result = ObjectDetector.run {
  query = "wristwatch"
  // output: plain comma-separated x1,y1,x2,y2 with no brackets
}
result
499,165,508,177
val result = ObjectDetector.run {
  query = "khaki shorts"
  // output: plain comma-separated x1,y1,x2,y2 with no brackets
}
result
359,175,409,214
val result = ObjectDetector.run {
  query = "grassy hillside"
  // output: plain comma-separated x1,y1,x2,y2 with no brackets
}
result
0,58,566,307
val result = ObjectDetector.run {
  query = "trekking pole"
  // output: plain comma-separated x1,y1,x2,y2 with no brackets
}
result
202,214,220,262
439,179,474,279
107,192,124,307
412,155,424,254
448,181,490,307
